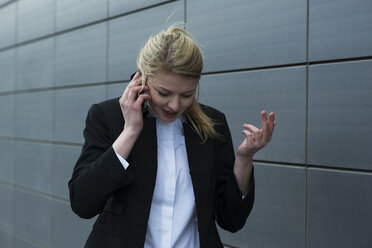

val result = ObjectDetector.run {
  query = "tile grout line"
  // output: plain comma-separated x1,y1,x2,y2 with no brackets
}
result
12,0,19,244
0,180,70,203
304,0,310,247
50,0,58,245
105,0,109,100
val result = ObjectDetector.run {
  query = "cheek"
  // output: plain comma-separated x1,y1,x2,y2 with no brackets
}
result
149,92,163,106
181,98,195,110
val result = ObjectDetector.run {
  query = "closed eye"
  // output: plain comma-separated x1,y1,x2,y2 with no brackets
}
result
158,91,170,97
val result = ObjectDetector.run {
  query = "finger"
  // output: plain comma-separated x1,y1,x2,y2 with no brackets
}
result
124,73,142,98
269,112,275,129
244,124,262,145
128,85,149,101
241,130,255,143
134,92,151,107
267,112,276,140
261,110,269,141
123,81,135,100
243,124,261,138
129,72,141,85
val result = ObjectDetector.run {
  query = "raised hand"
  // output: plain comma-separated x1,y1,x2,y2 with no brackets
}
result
119,72,151,134
236,111,276,159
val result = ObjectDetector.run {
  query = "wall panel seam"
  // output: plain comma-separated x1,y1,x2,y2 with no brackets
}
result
304,0,310,246
0,180,70,203
0,136,83,146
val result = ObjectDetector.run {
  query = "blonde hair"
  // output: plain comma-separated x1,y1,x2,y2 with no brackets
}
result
137,25,219,142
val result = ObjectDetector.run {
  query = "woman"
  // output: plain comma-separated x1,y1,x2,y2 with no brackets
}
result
68,26,275,248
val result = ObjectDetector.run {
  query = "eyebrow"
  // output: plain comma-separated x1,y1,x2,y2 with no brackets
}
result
156,86,196,94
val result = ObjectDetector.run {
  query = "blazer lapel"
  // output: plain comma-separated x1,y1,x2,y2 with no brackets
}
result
127,116,157,198
183,123,215,205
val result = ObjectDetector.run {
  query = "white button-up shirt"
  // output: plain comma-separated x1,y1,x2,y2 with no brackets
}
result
116,117,200,248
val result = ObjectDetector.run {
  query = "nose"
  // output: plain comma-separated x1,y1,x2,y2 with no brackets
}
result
168,96,180,112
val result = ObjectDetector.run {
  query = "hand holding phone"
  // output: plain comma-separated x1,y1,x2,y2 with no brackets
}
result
136,76,148,100
119,72,151,131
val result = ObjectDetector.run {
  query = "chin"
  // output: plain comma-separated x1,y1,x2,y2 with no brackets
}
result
159,114,178,122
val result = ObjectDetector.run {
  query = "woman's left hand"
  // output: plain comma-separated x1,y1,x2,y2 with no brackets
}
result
236,111,276,159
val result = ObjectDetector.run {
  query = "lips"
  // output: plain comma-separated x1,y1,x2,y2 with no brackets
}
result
162,109,178,118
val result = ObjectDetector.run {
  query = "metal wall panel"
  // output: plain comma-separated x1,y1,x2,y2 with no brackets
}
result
199,67,306,164
0,140,15,183
0,0,11,6
15,142,53,194
15,91,54,140
14,190,53,247
309,0,372,61
219,163,305,248
53,144,81,199
107,82,127,99
307,168,372,248
108,1,183,81
0,230,13,248
17,0,54,42
13,237,40,248
52,201,96,248
308,60,372,170
0,184,14,230
55,23,107,86
56,0,107,32
16,38,54,90
0,3,16,49
54,86,106,143
0,49,16,92
0,95,15,136
187,0,306,72
109,0,173,17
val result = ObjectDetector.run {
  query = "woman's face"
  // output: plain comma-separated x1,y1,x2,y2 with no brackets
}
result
147,71,198,122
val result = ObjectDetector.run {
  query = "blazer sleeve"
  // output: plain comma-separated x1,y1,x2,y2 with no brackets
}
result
68,103,134,219
213,113,255,232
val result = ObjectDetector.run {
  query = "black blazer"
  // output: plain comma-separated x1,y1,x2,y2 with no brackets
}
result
68,98,255,248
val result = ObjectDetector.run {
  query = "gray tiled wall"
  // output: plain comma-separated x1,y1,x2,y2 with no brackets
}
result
16,38,54,90
52,144,81,199
0,2,16,49
0,184,14,230
219,163,305,248
0,95,16,136
15,142,54,194
306,168,372,248
308,60,372,170
14,190,53,247
17,0,54,42
187,0,307,72
108,0,173,17
0,230,14,248
56,0,107,32
108,1,184,82
309,0,372,61
199,67,306,164
0,49,16,92
1,0,371,247
15,91,54,140
55,23,107,87
54,86,106,143
0,140,15,183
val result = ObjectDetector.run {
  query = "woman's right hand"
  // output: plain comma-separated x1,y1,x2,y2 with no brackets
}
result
119,72,151,135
